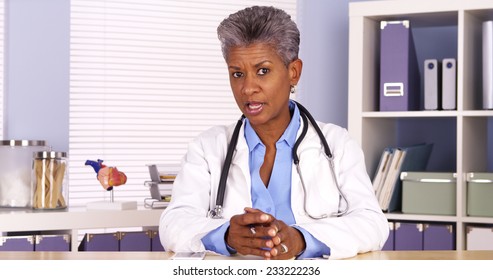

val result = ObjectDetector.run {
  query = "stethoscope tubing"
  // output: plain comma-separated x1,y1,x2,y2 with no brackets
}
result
209,101,349,219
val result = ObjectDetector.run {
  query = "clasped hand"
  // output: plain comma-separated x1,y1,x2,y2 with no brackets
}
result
226,207,306,260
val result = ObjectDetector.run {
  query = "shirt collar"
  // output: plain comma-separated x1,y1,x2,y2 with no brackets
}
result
244,100,300,152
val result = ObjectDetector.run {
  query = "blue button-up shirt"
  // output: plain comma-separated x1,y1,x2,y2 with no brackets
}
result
201,101,330,258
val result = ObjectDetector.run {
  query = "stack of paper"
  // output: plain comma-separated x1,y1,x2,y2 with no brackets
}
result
372,143,434,212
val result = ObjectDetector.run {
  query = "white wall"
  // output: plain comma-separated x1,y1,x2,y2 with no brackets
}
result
297,0,373,128
3,0,364,151
5,0,69,151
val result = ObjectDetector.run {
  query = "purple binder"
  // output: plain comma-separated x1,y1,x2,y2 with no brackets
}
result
150,230,165,251
0,236,35,251
78,233,119,251
35,235,71,251
423,224,455,250
380,20,420,111
394,222,423,250
382,222,395,251
119,231,151,252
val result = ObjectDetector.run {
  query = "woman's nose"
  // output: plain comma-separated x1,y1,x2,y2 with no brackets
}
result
241,75,260,96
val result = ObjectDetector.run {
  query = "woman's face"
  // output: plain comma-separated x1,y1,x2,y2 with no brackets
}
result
226,43,302,130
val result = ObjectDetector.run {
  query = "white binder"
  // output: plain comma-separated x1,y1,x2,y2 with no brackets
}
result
424,59,440,110
442,58,456,110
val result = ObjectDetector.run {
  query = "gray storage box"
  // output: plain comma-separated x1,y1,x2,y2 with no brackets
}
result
467,173,493,217
401,172,456,215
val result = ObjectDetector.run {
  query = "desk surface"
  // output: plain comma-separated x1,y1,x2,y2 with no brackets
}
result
0,250,492,260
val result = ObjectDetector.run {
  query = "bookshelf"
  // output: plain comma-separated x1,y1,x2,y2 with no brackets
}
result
348,0,493,250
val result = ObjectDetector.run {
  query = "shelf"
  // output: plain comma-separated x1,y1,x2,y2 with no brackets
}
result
0,207,164,251
362,111,458,118
0,207,162,232
348,0,493,251
385,213,457,223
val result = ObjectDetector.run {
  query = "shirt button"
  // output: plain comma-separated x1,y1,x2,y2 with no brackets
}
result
266,207,272,213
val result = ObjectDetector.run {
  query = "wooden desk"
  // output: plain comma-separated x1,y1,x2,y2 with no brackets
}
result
347,250,493,260
0,250,492,260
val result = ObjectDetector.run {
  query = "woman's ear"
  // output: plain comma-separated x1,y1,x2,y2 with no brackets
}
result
288,59,303,85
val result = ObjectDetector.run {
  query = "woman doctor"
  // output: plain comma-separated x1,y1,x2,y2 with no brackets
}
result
159,6,389,260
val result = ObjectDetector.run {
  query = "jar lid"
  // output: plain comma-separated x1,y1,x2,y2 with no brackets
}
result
1,140,46,146
34,151,67,159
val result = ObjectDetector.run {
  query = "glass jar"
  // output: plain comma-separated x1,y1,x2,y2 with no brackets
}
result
0,140,47,208
32,151,68,209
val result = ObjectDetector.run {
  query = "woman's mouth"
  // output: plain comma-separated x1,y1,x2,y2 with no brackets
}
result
245,102,264,115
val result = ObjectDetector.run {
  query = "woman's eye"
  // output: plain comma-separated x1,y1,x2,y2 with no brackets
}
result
232,72,243,78
257,68,269,75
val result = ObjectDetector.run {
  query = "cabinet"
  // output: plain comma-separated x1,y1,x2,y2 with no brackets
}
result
348,0,493,250
0,207,163,251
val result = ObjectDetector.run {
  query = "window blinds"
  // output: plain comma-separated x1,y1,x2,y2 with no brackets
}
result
69,0,297,207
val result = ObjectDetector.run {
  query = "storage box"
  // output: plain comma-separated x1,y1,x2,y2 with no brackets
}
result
467,173,493,217
78,233,119,251
423,223,455,250
0,235,35,251
150,230,165,251
35,234,70,251
394,222,423,250
401,172,456,215
382,222,395,251
119,231,151,251
466,225,493,250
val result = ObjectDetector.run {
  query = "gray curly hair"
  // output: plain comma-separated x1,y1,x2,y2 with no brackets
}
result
217,6,300,66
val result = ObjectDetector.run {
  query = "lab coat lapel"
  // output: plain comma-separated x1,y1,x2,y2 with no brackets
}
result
222,123,252,217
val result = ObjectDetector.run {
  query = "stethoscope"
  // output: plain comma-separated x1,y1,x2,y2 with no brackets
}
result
208,100,349,220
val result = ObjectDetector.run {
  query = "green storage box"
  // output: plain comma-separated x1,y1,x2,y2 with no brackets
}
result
467,172,493,217
401,172,456,215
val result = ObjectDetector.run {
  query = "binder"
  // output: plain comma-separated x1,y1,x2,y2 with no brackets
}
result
423,223,455,250
483,21,493,109
424,59,441,110
379,20,420,111
442,58,457,110
377,143,434,212
394,222,423,250
372,147,394,198
379,148,405,210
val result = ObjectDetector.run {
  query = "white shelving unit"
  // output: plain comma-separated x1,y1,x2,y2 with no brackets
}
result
0,207,163,251
348,0,493,250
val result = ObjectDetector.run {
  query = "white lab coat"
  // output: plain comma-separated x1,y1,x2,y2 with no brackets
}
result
159,116,389,259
